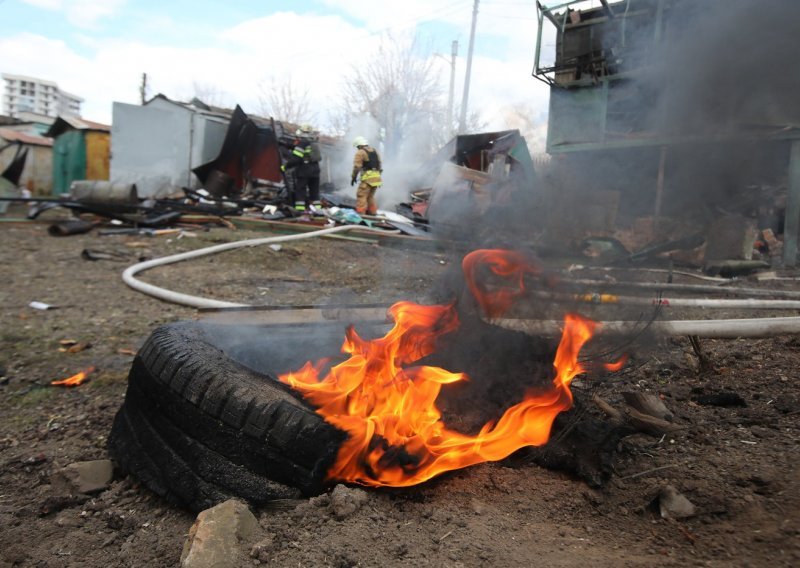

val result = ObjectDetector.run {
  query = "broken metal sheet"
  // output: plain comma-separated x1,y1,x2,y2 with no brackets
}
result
193,106,283,194
1,144,28,186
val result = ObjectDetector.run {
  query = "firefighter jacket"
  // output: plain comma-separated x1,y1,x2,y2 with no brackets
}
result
284,138,321,178
352,146,383,187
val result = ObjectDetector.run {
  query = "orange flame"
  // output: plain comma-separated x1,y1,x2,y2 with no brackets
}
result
279,249,624,487
51,366,95,387
462,249,541,318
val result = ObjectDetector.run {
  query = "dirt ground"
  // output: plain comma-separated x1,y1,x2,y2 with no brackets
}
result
1,208,798,567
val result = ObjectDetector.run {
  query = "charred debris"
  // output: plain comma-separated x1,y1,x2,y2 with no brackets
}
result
2,1,799,273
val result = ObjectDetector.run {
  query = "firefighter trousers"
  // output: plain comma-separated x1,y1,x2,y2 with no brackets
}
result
356,181,377,215
294,175,321,209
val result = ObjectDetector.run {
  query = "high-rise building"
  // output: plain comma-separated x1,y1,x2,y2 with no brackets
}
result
1,73,82,118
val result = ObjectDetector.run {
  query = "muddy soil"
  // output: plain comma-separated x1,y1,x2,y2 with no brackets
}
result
0,210,798,567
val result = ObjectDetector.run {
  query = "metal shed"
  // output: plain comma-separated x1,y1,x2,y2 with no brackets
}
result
45,116,111,196
110,95,230,198
0,128,53,195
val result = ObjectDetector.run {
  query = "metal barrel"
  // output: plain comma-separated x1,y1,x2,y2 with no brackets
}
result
204,169,236,198
70,180,138,204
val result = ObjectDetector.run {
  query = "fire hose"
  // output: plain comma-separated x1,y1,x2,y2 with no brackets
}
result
122,224,399,309
122,226,800,337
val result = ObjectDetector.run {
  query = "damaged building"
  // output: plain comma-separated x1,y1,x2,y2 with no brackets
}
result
110,95,231,198
533,0,800,266
45,116,111,195
399,130,538,242
0,126,53,195
110,94,337,201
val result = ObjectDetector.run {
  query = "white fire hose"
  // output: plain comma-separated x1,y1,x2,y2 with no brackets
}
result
122,224,399,309
121,226,800,338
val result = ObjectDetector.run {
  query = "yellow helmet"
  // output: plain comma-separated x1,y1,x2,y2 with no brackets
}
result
352,136,369,147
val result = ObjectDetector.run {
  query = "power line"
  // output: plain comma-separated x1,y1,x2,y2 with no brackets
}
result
481,12,538,20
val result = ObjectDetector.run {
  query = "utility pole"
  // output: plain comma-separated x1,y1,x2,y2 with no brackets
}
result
447,40,458,134
139,73,148,105
458,0,479,133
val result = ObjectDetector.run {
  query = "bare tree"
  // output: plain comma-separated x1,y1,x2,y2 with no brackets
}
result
258,75,314,125
339,33,446,159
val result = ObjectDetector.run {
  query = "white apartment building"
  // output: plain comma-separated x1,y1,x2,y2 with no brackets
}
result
1,73,82,119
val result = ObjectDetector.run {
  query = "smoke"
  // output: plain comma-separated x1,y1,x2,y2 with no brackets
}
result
533,0,800,246
325,111,448,210
642,0,800,134
412,0,800,342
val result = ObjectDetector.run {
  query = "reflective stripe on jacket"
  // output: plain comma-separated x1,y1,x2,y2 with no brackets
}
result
353,146,383,187
285,140,321,177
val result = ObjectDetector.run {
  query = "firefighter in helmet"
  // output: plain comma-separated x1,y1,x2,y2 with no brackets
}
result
350,136,382,215
283,123,322,215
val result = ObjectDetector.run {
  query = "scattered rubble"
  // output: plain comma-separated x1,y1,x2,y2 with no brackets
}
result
658,485,697,520
50,460,114,495
180,499,258,568
329,485,369,520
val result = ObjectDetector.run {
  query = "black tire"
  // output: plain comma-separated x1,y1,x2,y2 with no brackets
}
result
108,321,346,512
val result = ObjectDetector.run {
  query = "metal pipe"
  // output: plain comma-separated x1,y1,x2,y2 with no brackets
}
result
783,140,800,266
458,0,479,133
533,5,544,76
448,40,458,132
579,294,800,310
570,278,800,300
495,316,800,338
599,0,615,18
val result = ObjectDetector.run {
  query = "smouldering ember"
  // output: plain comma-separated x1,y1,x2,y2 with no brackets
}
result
51,366,95,387
279,249,624,487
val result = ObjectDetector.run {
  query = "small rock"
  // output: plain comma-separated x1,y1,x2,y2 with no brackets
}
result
470,498,486,515
55,511,81,528
181,499,258,568
250,535,274,563
50,460,114,495
309,494,330,508
659,485,696,520
329,485,368,520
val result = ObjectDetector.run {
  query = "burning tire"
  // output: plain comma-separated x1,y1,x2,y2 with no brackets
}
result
108,321,346,512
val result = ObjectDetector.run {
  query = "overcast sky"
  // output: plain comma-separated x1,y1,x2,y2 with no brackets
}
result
0,0,556,147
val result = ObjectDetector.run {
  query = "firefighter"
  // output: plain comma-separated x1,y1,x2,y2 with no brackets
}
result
283,124,322,216
350,136,382,215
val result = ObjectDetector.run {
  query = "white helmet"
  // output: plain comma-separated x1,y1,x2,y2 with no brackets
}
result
296,123,314,138
352,136,369,148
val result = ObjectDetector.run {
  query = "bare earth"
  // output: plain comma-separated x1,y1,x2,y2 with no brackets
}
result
1,211,798,567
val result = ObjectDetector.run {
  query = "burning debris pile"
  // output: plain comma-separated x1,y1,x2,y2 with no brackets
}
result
279,249,624,487
108,247,637,511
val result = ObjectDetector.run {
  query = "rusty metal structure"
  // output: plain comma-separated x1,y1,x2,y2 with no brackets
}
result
532,0,800,265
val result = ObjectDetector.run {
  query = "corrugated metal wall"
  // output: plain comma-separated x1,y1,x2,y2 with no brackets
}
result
110,102,228,197
85,131,110,181
52,130,86,195
21,146,53,195
0,144,52,195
